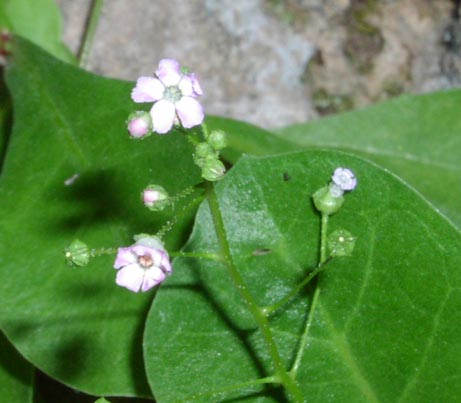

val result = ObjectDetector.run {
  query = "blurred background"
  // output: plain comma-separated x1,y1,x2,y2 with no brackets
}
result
57,0,461,128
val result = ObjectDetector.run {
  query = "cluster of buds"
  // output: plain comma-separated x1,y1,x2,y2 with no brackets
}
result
313,167,357,215
193,129,227,182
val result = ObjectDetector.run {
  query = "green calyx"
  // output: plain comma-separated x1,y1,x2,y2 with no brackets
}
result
313,186,344,215
65,239,90,267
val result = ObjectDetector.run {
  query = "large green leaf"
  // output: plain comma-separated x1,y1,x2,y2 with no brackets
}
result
0,70,12,170
0,332,33,402
276,92,461,228
0,0,75,64
217,92,461,229
144,150,461,402
0,37,293,398
0,37,203,397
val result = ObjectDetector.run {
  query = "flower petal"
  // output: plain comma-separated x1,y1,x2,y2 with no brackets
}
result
160,253,172,274
189,73,203,96
141,267,166,292
176,97,204,129
131,77,164,103
114,247,136,269
178,76,194,96
116,264,144,292
150,100,176,134
155,59,181,86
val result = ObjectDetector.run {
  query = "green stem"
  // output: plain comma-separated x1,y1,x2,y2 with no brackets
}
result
77,0,104,68
262,256,332,316
290,212,330,380
170,251,222,261
206,182,304,403
290,285,321,377
90,247,116,257
320,213,329,263
201,122,210,139
155,193,204,239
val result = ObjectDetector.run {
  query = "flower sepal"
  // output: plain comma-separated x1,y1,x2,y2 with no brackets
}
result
313,186,344,215
65,239,90,267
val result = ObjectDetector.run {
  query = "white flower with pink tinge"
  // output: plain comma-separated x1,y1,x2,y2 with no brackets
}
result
131,59,204,134
114,236,172,292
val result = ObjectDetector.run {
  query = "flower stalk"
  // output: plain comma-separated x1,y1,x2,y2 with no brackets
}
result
206,181,304,403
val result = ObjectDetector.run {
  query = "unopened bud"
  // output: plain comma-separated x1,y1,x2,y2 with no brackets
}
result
142,185,169,211
127,111,152,138
193,142,218,168
201,158,226,182
207,130,227,151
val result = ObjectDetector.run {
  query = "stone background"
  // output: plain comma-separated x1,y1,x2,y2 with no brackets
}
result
57,0,461,128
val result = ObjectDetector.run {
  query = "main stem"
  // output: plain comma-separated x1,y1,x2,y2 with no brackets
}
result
206,182,304,403
78,0,105,68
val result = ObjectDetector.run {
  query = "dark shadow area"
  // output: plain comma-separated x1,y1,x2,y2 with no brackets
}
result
0,330,33,389
0,67,13,175
33,370,154,403
221,384,286,403
56,169,127,231
130,294,155,397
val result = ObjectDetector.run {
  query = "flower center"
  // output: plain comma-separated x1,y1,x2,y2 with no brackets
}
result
163,86,182,103
138,253,154,268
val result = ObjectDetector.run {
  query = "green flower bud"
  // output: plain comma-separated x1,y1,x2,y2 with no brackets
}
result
65,239,90,267
207,130,227,151
313,185,344,215
201,157,226,182
193,142,218,168
327,229,356,257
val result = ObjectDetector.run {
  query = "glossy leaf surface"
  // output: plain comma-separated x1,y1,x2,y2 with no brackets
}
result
144,150,461,402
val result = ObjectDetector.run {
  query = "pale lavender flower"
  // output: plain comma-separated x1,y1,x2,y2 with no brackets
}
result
114,236,171,292
332,168,357,192
131,59,204,134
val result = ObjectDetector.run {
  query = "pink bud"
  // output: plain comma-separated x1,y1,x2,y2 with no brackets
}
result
127,111,152,138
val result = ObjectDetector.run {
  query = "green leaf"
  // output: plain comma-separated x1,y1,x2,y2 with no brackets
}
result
0,332,33,402
206,116,297,163
0,0,75,64
276,92,461,228
0,37,203,397
0,70,12,170
144,150,461,402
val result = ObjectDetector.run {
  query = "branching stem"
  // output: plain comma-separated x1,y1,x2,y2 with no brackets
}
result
206,182,304,403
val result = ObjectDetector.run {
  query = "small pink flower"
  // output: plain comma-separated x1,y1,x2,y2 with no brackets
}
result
131,59,204,134
114,236,172,292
